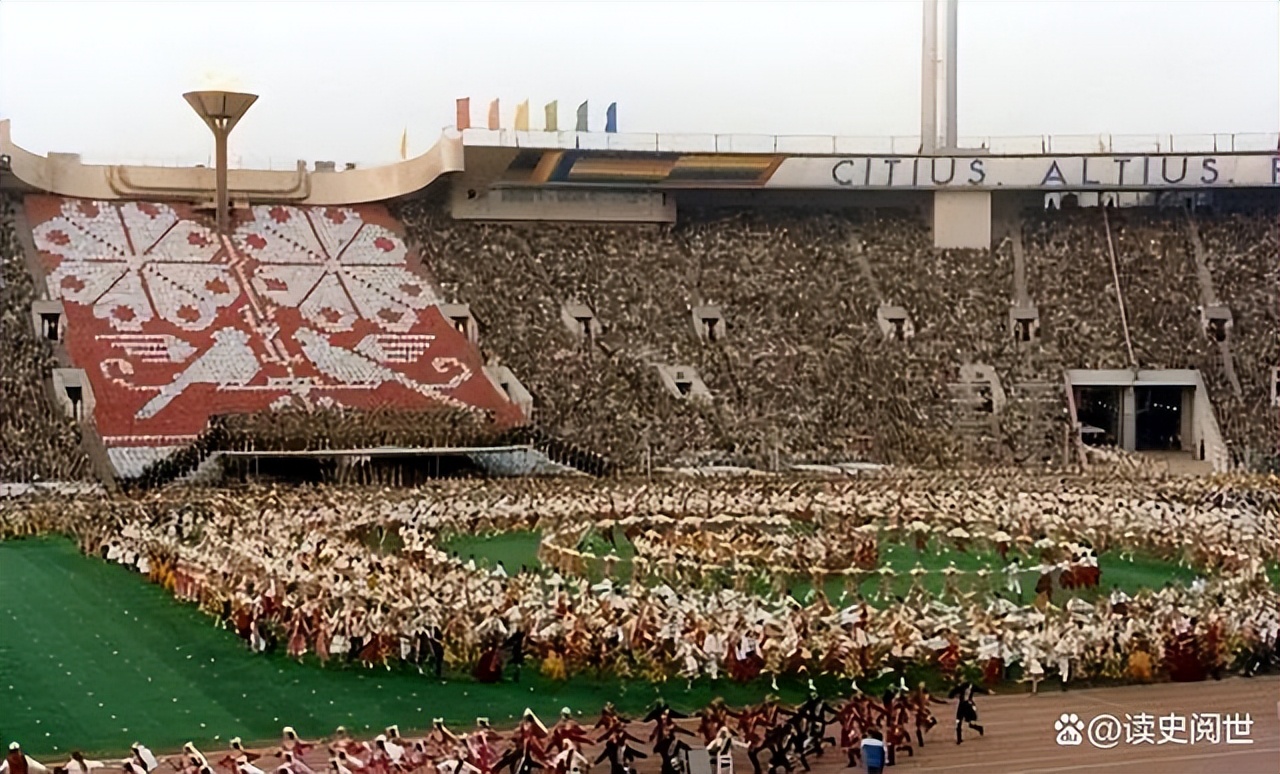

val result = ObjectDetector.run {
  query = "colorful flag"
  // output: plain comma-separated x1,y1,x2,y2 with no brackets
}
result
455,98,471,131
605,103,618,133
399,127,408,159
544,101,558,131
576,101,588,132
514,100,530,131
487,99,500,130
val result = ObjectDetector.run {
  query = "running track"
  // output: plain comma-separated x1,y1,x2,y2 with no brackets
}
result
837,677,1278,773
50,677,1279,774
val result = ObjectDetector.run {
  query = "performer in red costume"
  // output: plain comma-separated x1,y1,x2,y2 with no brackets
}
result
549,709,595,753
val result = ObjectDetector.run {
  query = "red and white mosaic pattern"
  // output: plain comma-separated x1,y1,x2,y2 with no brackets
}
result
234,205,438,333
27,196,517,469
36,200,234,332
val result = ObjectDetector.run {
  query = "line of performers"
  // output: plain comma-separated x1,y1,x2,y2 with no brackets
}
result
115,683,985,774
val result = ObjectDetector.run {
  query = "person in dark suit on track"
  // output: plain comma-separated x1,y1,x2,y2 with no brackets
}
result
947,680,988,744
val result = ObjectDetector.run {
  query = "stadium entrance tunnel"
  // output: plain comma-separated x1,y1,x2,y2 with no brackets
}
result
1067,369,1224,468
1135,386,1184,452
1075,386,1122,447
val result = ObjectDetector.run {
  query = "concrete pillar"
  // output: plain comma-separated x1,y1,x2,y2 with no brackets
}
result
214,126,229,236
1181,386,1195,455
1121,386,1136,452
932,190,991,249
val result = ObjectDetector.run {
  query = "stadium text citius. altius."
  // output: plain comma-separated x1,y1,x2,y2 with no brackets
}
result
763,153,1280,190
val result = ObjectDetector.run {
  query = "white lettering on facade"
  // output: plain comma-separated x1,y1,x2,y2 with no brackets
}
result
771,154,1280,190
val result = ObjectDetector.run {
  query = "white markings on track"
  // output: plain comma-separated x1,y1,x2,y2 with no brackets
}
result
1070,692,1128,710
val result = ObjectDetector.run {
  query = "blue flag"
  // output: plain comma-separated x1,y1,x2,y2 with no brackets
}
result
605,102,618,133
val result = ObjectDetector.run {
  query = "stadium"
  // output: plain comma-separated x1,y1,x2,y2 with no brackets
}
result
1,2,1279,772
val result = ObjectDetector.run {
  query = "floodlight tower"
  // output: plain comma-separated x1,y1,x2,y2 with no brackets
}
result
921,0,959,153
184,90,258,235
944,0,958,148
921,0,939,154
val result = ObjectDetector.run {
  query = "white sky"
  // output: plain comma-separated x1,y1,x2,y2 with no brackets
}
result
1,0,1276,168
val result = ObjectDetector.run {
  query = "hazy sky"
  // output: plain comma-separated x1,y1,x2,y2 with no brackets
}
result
1,0,1276,167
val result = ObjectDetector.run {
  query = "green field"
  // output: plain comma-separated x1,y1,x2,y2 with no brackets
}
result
1,534,1252,758
444,530,1205,603
0,538,810,758
444,531,546,574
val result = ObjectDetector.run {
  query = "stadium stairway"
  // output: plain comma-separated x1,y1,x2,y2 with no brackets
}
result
9,202,121,487
1182,209,1244,398
1,195,100,484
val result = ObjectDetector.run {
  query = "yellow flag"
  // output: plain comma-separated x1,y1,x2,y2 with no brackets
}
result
514,100,530,131
399,128,408,160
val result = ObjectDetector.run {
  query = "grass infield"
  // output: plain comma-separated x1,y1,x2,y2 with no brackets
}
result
442,530,1205,603
0,538,799,758
2,534,1255,758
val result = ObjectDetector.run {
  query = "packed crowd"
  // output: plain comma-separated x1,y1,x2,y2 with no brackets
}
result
402,207,727,469
399,201,1278,473
1196,208,1280,468
4,472,1276,693
2,196,1273,484
1024,204,1278,468
403,203,1047,470
0,196,93,483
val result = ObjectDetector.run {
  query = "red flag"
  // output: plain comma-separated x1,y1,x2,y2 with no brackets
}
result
455,98,471,131
488,99,500,130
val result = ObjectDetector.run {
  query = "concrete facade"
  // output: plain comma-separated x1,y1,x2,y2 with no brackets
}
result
933,189,992,248
1,120,464,206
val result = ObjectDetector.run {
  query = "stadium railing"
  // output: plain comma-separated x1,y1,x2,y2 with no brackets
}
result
456,129,1280,156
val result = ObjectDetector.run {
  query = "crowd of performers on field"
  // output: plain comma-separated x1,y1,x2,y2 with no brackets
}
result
1,474,1278,695
10,681,993,774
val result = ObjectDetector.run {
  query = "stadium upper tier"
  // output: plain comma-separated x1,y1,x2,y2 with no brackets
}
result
14,196,520,477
